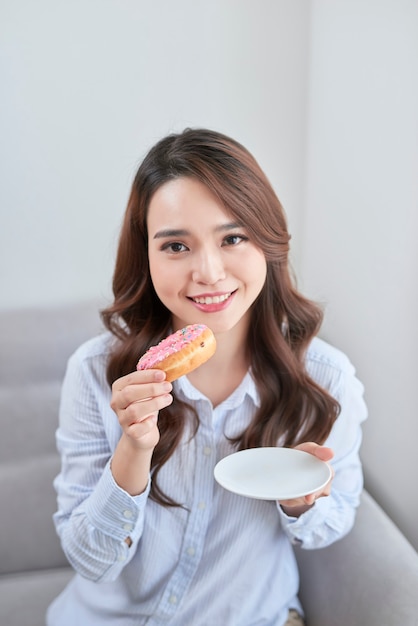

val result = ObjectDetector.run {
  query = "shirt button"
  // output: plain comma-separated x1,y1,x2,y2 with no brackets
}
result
169,594,178,605
203,446,212,456
123,522,133,532
123,510,133,519
186,547,196,556
198,501,206,510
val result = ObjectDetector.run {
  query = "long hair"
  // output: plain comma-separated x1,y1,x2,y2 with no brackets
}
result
101,128,339,506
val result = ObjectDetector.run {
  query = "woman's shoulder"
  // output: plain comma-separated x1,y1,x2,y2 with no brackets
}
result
306,336,353,370
305,336,357,392
67,330,116,372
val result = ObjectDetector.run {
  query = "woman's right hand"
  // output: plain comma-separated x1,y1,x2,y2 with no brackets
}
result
110,369,173,452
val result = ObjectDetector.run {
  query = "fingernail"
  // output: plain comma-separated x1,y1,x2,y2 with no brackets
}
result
153,370,165,381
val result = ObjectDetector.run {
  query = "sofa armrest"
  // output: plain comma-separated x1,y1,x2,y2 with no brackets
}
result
295,490,418,626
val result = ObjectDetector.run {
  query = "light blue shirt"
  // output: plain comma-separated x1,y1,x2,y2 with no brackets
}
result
47,332,367,626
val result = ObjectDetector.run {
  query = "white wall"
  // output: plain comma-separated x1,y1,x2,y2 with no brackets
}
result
301,0,418,548
0,0,309,310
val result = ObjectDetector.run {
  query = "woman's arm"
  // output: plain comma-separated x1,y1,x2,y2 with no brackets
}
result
109,368,172,496
277,354,368,549
52,343,172,582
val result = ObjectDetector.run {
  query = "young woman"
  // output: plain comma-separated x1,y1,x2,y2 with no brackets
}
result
47,128,367,626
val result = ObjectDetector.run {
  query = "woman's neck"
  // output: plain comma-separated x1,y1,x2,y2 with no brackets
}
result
186,325,250,407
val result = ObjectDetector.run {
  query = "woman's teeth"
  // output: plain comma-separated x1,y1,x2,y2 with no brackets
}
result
192,292,232,305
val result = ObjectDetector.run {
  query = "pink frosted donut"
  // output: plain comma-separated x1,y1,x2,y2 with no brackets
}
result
136,324,216,382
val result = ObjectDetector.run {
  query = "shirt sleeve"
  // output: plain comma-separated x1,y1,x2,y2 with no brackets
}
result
277,351,368,549
52,344,151,582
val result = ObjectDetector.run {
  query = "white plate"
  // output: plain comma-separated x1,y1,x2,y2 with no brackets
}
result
214,447,332,500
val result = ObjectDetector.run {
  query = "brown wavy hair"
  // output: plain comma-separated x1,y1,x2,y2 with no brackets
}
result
101,128,339,506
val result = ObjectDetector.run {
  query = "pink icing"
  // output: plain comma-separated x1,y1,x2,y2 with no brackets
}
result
137,324,208,370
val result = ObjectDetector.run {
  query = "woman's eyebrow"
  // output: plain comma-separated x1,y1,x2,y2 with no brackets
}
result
153,223,243,240
153,228,189,239
217,222,243,232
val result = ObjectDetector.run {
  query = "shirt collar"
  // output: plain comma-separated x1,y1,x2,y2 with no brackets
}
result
174,369,260,409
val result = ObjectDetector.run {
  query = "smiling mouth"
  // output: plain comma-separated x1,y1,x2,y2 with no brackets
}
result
190,291,234,305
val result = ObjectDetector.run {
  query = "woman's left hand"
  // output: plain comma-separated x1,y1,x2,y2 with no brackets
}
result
278,442,335,517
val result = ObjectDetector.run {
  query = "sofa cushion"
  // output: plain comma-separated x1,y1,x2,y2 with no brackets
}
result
0,382,61,463
0,301,103,575
0,567,73,626
0,301,103,385
0,454,69,574
295,490,418,625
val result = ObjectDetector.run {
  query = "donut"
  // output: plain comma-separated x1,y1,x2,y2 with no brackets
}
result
136,324,216,382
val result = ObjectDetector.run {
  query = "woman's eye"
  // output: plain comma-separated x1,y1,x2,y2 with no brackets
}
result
223,234,248,246
161,241,188,253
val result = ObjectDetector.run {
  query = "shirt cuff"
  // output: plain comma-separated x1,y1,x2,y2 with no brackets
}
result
277,495,333,544
83,459,151,542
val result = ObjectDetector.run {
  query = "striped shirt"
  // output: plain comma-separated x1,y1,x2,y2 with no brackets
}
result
47,332,367,626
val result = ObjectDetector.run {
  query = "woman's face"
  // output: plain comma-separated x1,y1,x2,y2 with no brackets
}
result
147,177,267,337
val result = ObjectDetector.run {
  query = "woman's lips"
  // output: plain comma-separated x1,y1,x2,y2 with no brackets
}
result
188,290,236,311
191,292,232,305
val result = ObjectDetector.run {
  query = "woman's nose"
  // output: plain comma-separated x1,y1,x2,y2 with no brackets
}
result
192,247,226,284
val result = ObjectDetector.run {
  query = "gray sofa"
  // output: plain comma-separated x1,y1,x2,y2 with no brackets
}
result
1,302,417,626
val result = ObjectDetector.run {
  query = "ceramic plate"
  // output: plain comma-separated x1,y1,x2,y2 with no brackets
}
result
214,447,332,500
